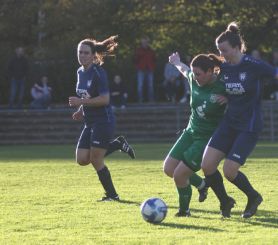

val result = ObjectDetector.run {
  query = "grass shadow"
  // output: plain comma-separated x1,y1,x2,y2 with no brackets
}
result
168,206,222,215
235,210,278,228
158,222,225,232
117,199,141,206
167,207,278,228
197,209,278,228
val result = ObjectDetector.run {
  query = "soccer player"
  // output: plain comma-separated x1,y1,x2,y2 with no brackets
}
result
201,22,278,218
69,36,135,202
164,52,227,217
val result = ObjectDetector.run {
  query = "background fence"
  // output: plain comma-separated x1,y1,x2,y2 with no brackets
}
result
1,101,278,145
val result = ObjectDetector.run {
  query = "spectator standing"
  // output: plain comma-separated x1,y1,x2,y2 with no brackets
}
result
30,76,52,109
269,48,278,100
134,37,156,103
250,49,270,99
270,48,278,67
8,47,29,109
163,61,185,103
110,75,128,109
250,49,262,60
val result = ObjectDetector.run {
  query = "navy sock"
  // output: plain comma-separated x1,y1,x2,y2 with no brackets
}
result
97,166,118,197
105,139,121,156
205,170,229,205
230,171,258,199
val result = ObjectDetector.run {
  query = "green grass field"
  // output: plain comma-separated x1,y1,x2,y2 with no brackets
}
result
1,143,278,245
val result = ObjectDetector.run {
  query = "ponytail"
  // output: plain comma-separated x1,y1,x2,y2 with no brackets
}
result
97,35,118,54
208,53,224,67
78,35,118,65
227,22,240,35
216,21,246,53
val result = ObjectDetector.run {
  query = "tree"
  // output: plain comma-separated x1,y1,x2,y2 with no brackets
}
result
0,0,277,104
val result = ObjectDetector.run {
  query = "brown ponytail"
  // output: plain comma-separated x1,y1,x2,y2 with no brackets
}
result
227,22,240,35
216,21,246,52
208,53,224,67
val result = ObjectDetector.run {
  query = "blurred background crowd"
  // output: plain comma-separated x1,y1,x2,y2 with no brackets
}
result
0,0,277,109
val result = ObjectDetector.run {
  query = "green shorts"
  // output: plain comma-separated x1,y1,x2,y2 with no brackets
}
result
168,129,209,172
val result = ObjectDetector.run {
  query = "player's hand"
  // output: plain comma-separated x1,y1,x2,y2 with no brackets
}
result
72,110,83,121
169,52,180,65
215,95,228,105
69,96,82,107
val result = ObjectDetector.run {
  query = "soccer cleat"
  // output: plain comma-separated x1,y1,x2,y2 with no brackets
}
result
198,186,208,202
220,196,236,218
117,136,136,159
97,195,120,202
175,209,191,217
242,193,263,218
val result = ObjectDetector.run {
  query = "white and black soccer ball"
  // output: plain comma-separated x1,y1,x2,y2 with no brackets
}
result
140,197,167,224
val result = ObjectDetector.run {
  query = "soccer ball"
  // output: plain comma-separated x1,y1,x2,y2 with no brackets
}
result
140,197,167,224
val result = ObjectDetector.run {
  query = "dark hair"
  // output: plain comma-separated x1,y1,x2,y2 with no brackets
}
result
78,35,118,65
216,22,246,52
190,53,223,72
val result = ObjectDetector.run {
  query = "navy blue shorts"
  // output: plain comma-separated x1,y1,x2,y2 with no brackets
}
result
77,122,115,149
208,120,259,165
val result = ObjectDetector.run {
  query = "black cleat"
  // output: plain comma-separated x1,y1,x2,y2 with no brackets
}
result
242,193,263,218
175,209,191,217
220,196,236,218
198,186,208,202
117,136,136,159
97,195,120,202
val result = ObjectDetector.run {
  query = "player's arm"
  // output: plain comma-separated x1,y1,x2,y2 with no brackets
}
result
69,94,109,107
169,52,190,78
255,60,278,81
81,94,109,106
72,105,84,121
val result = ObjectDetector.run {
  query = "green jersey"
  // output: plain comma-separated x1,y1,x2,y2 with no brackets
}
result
186,71,226,138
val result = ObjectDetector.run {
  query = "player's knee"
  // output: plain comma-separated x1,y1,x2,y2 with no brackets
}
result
90,155,103,164
163,161,173,178
201,162,210,174
173,172,178,183
76,157,90,166
173,170,181,182
201,161,216,175
77,161,90,166
223,171,234,181
163,168,173,178
90,156,105,169
173,170,188,186
223,165,237,181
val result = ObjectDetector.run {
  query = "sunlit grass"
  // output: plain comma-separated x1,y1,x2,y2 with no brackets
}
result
0,143,277,244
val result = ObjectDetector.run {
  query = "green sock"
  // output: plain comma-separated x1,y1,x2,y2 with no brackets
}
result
190,173,204,189
177,185,192,212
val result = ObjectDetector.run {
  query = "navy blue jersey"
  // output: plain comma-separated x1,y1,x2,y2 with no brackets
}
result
219,55,277,132
76,64,114,125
